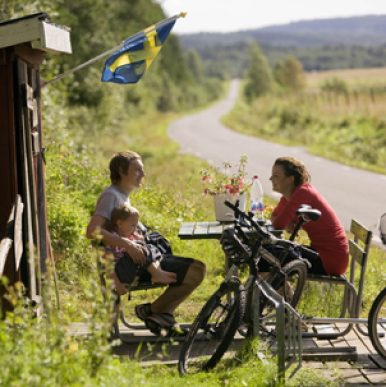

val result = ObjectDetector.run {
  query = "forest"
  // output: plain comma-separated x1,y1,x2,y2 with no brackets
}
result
180,15,386,76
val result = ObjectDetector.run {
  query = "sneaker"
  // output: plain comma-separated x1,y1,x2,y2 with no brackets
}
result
135,303,152,322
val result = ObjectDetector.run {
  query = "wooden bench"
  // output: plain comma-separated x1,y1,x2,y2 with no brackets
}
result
306,219,372,338
96,256,166,342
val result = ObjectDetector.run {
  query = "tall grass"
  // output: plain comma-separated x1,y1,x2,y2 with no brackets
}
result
224,69,386,174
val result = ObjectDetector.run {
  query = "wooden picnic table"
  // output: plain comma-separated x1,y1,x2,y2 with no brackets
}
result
178,220,282,240
178,221,232,240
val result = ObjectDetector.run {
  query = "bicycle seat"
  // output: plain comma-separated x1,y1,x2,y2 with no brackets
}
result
296,207,321,221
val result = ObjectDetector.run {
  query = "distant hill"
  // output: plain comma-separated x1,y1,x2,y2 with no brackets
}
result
180,15,386,48
178,15,386,75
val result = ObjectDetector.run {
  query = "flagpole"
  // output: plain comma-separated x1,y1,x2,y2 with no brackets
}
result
41,12,186,88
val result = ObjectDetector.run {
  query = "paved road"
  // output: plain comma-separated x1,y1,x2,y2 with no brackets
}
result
168,79,386,238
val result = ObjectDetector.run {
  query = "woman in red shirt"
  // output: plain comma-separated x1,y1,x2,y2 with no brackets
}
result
270,156,349,275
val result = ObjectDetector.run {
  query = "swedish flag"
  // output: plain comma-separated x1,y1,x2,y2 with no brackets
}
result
101,15,179,84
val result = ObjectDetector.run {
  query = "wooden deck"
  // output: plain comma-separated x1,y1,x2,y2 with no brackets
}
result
301,324,386,385
70,321,386,385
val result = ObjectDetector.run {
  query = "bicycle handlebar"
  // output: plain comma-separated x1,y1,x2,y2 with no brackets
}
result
224,200,274,242
224,199,321,249
222,199,315,270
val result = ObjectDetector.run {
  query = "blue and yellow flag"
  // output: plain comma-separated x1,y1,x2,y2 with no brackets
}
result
101,15,180,84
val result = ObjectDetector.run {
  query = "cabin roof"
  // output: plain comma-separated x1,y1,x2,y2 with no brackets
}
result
0,12,72,54
0,12,48,27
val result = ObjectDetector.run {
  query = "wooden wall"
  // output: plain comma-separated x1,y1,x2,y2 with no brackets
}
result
0,44,47,314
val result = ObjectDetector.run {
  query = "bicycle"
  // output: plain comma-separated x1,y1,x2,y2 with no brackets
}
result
368,286,386,359
178,201,321,374
368,212,386,359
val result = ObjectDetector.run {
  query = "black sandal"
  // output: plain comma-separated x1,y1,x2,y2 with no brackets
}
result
144,313,187,337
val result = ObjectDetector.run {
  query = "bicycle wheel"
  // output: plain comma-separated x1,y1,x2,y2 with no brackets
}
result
260,259,307,316
369,287,386,359
178,279,245,374
282,259,307,307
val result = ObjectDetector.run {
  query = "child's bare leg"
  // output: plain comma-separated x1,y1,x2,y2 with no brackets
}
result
151,259,206,314
147,262,177,284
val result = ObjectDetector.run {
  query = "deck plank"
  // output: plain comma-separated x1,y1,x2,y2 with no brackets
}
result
68,321,386,384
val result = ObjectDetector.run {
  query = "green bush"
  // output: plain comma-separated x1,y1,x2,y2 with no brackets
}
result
320,77,348,94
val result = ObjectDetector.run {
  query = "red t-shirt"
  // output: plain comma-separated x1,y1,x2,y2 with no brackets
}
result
271,183,349,275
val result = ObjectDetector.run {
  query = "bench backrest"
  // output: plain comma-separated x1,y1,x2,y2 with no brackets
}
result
348,219,372,310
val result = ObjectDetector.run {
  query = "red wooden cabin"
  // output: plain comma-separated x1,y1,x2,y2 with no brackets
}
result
0,13,71,315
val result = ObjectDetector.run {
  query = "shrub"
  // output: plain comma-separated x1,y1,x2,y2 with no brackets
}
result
320,77,348,94
274,56,306,91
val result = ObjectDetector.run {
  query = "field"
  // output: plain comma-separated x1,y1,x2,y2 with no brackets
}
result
307,66,386,89
224,67,386,174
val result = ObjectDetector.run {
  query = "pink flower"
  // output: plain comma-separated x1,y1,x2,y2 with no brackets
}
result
199,156,254,197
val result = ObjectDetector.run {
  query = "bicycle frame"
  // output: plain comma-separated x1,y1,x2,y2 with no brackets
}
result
223,202,386,366
222,201,311,318
178,201,322,379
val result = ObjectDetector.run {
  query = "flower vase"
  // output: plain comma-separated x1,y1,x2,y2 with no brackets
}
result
213,193,246,222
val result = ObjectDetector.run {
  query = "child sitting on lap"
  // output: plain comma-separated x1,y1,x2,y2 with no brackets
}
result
105,205,176,287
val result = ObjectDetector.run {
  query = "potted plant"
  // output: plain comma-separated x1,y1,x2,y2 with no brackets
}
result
200,155,252,221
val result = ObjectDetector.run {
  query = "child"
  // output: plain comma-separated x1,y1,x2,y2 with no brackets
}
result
106,205,176,286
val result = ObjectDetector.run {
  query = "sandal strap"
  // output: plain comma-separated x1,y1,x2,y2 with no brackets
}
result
146,313,175,328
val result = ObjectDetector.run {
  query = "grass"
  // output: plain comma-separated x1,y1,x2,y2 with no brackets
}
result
4,75,383,385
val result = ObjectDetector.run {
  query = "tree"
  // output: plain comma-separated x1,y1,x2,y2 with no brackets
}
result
158,35,191,84
274,56,306,91
185,49,204,82
244,42,274,101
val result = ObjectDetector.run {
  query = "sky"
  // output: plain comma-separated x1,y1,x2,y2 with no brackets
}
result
158,0,386,34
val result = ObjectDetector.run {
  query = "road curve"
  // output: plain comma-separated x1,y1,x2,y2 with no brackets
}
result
168,79,386,236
